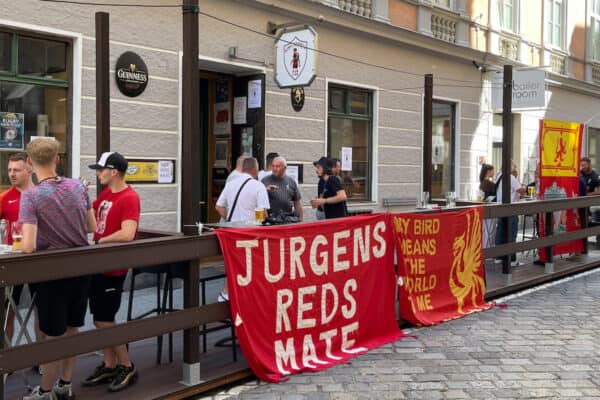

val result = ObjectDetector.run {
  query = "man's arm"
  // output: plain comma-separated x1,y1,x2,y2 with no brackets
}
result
97,220,137,244
215,205,227,219
293,200,304,222
86,209,97,233
22,223,37,253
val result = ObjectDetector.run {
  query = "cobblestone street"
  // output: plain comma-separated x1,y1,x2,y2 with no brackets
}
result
203,269,600,400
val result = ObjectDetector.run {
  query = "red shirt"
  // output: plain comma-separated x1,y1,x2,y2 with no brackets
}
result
93,186,140,276
1,187,22,245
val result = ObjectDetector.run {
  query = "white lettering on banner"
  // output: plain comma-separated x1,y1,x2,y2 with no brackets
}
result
233,223,387,286
276,289,293,334
297,286,317,329
321,283,338,325
341,279,357,319
265,239,285,283
274,321,365,374
302,335,328,368
353,226,371,266
341,322,367,354
309,234,328,275
372,221,387,258
274,337,299,375
290,237,306,280
319,329,342,360
333,230,351,272
236,240,258,286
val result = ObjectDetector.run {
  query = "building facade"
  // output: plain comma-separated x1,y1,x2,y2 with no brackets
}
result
0,0,599,230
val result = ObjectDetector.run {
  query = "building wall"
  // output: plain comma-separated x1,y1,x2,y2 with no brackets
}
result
1,0,183,231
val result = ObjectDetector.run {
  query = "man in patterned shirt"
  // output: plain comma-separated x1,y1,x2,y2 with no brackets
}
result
21,138,96,400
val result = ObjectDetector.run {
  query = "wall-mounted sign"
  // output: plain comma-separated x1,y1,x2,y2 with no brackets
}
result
233,96,247,124
286,163,303,184
0,112,24,150
115,51,149,97
126,159,175,183
492,69,545,110
248,80,262,109
275,27,318,88
291,87,305,112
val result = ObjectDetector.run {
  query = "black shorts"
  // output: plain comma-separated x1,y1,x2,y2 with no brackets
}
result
35,276,91,337
89,274,126,323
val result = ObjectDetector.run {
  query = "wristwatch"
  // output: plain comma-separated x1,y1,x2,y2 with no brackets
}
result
95,238,100,245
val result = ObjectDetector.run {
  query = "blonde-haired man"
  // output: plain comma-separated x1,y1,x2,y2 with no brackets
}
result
21,138,97,400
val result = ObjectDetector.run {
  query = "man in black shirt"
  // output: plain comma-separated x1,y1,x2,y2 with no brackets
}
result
311,157,348,219
261,156,303,221
581,157,600,195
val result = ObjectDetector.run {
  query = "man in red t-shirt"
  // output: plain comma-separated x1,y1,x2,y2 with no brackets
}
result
1,152,34,343
84,152,140,392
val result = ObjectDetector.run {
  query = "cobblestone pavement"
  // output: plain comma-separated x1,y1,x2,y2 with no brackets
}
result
202,269,600,400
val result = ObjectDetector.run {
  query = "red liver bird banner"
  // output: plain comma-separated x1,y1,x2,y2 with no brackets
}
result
215,214,404,382
392,207,492,326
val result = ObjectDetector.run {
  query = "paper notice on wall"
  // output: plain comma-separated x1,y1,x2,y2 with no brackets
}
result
341,147,352,171
233,97,247,125
248,80,262,109
214,102,230,138
158,160,174,183
287,165,299,184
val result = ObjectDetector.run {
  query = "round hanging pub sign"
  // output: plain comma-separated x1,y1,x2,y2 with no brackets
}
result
115,51,148,97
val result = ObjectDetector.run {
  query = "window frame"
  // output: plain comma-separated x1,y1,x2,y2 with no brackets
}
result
498,0,519,33
327,84,374,202
430,99,457,199
545,0,565,49
431,0,455,11
591,0,600,60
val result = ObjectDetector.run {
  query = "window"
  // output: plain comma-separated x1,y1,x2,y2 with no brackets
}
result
431,101,456,199
592,0,600,60
432,0,453,9
0,31,70,189
497,0,517,32
545,0,564,48
328,85,372,201
588,127,600,167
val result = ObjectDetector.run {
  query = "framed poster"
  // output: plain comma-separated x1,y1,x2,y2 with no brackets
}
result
215,140,228,167
126,159,176,183
214,102,231,138
0,112,24,150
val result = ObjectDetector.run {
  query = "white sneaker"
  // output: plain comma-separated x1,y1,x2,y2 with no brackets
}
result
217,291,229,302
53,380,74,400
511,261,522,267
23,386,57,400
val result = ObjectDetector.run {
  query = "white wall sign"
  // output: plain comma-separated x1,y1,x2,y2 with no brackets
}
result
287,165,299,184
341,147,352,171
274,27,318,88
248,80,262,109
492,70,546,110
158,160,174,183
233,96,247,124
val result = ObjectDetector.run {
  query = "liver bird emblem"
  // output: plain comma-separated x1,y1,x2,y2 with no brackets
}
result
449,209,485,314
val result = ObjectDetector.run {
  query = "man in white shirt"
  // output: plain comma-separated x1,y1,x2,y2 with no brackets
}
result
225,155,245,184
215,157,269,301
257,152,279,181
495,165,526,266
216,157,270,222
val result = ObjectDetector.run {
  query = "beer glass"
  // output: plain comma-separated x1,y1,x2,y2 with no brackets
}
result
254,208,265,224
528,186,535,198
11,222,22,252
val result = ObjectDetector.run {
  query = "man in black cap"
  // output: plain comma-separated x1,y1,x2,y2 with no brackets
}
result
83,152,140,392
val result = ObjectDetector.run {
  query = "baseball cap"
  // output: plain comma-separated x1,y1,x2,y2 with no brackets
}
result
88,152,128,173
313,156,331,169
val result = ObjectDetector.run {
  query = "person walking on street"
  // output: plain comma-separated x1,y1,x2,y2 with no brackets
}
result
83,152,140,392
261,156,303,222
311,157,347,219
20,138,97,400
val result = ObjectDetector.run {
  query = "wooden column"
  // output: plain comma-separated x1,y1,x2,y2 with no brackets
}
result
501,65,513,275
95,12,110,197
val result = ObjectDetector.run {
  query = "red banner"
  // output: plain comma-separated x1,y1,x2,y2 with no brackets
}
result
392,207,492,326
538,119,584,259
215,214,404,382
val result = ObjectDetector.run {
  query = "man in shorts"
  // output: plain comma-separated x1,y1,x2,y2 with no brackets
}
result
20,138,97,400
83,152,140,392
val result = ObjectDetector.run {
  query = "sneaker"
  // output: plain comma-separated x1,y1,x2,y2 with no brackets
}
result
494,258,503,264
108,364,138,392
53,381,74,400
82,363,118,386
23,386,57,400
217,291,229,302
511,260,522,267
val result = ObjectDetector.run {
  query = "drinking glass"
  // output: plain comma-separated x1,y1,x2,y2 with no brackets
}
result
528,186,535,198
421,191,430,207
254,208,265,224
11,222,22,252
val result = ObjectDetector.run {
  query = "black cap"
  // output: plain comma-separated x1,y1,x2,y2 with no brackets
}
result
88,152,128,173
313,156,330,169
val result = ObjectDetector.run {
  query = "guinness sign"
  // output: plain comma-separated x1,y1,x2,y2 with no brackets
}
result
115,51,148,97
291,87,305,112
